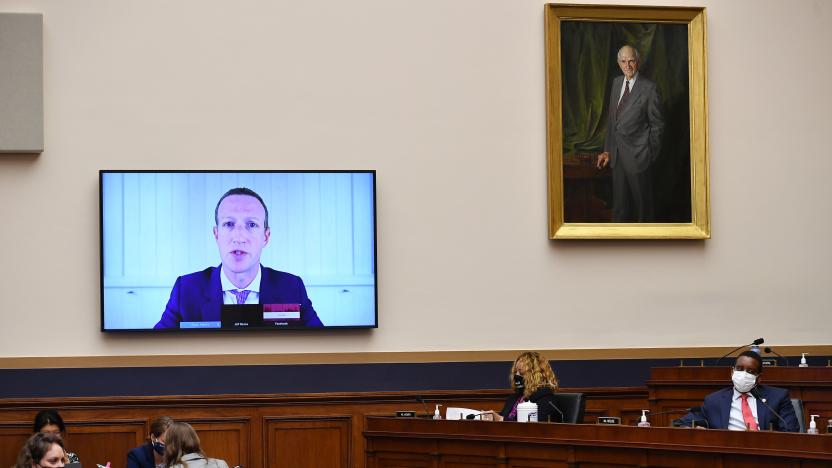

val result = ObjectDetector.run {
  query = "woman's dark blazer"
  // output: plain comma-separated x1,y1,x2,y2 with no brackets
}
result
499,387,562,423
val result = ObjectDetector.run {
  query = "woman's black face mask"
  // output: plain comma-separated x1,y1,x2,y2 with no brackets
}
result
513,374,525,394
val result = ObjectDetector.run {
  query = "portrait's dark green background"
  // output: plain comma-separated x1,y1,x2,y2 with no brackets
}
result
560,22,691,222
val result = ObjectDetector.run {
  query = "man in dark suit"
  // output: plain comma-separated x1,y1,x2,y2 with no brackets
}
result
673,351,800,432
154,188,323,329
127,416,173,468
596,45,665,222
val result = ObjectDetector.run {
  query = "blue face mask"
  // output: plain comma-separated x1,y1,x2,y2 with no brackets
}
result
153,441,165,455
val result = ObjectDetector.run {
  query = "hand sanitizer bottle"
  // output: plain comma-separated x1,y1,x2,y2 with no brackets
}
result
637,410,651,427
749,343,761,355
807,415,819,434
799,353,808,367
433,404,442,420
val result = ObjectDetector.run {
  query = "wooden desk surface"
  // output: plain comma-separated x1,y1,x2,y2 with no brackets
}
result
365,416,832,467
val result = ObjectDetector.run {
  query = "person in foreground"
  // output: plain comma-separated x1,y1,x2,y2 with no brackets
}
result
15,432,66,468
127,415,174,468
164,422,229,468
154,187,323,329
485,351,563,422
673,351,800,431
33,410,79,464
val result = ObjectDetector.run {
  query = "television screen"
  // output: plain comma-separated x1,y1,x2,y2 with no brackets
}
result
100,170,377,331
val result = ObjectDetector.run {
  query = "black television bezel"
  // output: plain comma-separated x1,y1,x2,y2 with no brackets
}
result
99,169,379,333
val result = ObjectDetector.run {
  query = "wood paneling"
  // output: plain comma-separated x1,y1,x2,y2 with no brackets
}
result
2,366,828,467
184,418,250,468
66,420,145,468
0,387,644,468
265,416,350,468
0,422,30,467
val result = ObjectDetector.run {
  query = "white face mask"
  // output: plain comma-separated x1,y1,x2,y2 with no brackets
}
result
732,370,757,393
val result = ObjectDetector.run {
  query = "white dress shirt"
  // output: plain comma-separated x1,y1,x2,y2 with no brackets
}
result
617,72,639,105
220,266,262,305
728,388,759,431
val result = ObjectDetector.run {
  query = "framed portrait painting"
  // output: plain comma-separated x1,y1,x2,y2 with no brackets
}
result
545,4,710,239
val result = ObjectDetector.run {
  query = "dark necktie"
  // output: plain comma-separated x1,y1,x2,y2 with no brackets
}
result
616,80,630,117
231,289,251,304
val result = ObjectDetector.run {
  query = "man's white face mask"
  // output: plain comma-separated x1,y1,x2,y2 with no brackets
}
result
732,370,757,393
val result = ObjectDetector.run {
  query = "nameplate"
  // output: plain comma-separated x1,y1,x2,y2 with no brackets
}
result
395,411,417,418
180,321,221,329
597,416,621,425
264,311,301,320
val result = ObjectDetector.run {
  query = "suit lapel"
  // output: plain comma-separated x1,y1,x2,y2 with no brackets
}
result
610,76,623,121
618,77,644,118
718,388,733,429
201,266,224,321
259,266,278,304
755,386,770,430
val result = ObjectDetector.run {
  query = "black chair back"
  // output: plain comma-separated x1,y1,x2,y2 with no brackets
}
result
791,398,805,433
553,392,585,424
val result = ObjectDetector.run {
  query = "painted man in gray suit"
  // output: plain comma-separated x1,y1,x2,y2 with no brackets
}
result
596,45,665,222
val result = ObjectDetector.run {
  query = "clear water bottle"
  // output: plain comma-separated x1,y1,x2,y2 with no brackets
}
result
749,344,761,355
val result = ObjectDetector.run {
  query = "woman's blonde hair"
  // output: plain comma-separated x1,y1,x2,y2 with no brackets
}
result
510,351,559,397
163,422,204,467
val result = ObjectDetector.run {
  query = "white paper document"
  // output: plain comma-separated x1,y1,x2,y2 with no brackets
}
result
445,407,483,420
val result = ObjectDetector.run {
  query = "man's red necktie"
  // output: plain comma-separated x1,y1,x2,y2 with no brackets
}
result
740,393,758,430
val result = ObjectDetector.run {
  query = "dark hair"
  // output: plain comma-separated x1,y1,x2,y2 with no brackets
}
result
163,422,204,467
737,350,763,373
214,187,269,229
15,432,64,468
149,415,174,440
33,410,66,434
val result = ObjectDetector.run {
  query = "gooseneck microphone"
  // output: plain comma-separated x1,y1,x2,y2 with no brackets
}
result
667,406,710,428
685,406,709,428
415,396,431,418
645,407,697,418
764,347,789,367
547,401,565,423
715,338,764,366
750,387,788,430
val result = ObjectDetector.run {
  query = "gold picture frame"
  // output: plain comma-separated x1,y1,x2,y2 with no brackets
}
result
546,4,709,239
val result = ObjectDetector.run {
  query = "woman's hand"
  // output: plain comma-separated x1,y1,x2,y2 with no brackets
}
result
480,410,503,422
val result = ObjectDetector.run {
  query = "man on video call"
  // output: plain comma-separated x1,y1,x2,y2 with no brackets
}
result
154,188,323,329
673,351,799,431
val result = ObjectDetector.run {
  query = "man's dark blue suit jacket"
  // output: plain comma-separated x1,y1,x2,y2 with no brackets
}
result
154,265,323,329
126,443,154,468
674,385,799,432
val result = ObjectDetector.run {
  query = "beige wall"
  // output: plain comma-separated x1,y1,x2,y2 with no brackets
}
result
0,0,829,360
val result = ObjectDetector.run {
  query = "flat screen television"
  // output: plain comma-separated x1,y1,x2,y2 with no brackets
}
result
100,170,377,331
